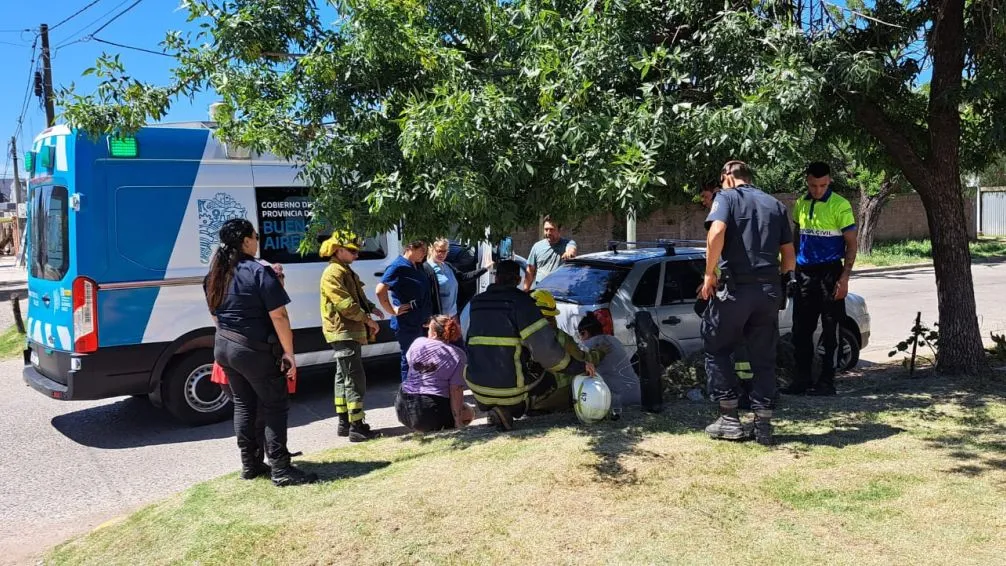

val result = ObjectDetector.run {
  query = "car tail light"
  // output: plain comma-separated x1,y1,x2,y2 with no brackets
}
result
73,276,98,353
595,308,614,335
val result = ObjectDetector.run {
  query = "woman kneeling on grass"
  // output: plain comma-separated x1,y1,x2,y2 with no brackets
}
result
395,315,475,432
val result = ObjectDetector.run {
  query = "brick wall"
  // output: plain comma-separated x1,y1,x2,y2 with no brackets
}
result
510,193,977,256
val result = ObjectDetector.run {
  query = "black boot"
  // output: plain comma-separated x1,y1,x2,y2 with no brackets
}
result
705,402,748,441
271,464,319,487
239,446,271,480
753,410,774,446
337,413,350,437
349,420,378,443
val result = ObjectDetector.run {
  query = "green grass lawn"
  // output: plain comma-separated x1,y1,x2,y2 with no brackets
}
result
46,367,1006,565
0,325,26,360
860,238,1006,267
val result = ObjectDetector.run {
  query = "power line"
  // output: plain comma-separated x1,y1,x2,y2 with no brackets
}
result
50,0,105,31
13,35,39,145
0,29,32,33
89,0,144,37
0,40,32,48
54,0,132,49
91,36,172,57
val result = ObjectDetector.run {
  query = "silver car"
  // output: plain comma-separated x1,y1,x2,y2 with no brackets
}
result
535,245,870,371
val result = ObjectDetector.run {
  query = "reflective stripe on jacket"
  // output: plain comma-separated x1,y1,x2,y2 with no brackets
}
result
465,284,586,406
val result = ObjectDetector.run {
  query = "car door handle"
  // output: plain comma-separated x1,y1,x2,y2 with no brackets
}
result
662,316,681,326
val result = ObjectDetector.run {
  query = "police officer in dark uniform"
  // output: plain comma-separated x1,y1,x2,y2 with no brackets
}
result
205,218,318,486
700,161,797,446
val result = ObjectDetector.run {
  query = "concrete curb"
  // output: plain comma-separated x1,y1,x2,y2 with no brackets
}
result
854,256,1006,276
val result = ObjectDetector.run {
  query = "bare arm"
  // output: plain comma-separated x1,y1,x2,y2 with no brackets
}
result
449,385,465,427
700,220,727,300
780,243,796,273
834,230,858,300
561,243,578,261
375,282,407,316
523,264,537,291
841,230,858,278
268,306,295,356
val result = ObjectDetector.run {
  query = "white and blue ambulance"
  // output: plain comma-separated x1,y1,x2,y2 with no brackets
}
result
22,122,401,425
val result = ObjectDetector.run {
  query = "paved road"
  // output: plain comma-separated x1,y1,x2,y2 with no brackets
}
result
852,262,1006,362
2,262,1005,564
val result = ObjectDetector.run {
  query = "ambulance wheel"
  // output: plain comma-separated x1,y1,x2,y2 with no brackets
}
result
163,349,233,426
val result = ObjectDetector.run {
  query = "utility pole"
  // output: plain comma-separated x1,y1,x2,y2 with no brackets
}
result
39,23,55,127
10,137,26,257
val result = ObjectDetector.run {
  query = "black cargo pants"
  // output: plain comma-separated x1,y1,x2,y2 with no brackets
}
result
215,335,292,469
791,262,846,391
702,281,781,411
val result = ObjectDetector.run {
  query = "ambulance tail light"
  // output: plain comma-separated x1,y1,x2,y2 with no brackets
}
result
595,308,614,336
73,276,99,353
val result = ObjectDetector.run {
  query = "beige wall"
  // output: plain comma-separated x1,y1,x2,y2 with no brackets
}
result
511,193,977,256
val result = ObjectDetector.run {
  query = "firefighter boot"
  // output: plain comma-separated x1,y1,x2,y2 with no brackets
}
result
349,420,378,442
337,413,350,437
754,410,774,446
705,401,748,441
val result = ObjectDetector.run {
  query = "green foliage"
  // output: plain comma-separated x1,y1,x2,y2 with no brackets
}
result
987,332,1006,364
57,0,830,242
889,319,939,367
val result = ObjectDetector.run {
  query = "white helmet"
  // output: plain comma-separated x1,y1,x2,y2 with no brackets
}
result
572,374,611,424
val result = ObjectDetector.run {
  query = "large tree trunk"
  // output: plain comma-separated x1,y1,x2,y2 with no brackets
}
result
857,180,895,256
918,175,986,374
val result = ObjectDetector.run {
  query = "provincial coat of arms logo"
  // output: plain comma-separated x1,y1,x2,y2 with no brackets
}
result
197,193,248,264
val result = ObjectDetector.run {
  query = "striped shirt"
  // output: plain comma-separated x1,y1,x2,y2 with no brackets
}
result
793,190,856,266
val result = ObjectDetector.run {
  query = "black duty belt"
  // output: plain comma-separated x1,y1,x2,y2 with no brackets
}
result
731,273,780,284
797,261,843,274
217,328,276,354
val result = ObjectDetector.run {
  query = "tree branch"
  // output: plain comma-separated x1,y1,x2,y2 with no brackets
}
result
853,99,931,191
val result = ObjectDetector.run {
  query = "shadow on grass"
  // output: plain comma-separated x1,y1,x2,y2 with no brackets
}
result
381,369,1006,484
296,460,392,482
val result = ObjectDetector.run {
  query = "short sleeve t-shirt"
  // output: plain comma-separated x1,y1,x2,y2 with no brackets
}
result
401,337,467,398
792,190,856,267
704,185,793,276
381,256,432,330
209,257,290,344
583,335,641,406
528,237,576,284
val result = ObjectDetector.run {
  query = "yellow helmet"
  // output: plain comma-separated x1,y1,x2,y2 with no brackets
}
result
531,289,559,318
319,231,363,258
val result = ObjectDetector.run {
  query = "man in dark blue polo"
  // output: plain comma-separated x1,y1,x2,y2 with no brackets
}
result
700,161,797,445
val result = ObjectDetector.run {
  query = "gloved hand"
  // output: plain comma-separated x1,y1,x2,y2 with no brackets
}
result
784,271,799,298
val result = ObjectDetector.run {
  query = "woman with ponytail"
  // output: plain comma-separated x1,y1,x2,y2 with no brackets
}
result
395,315,475,432
206,218,317,487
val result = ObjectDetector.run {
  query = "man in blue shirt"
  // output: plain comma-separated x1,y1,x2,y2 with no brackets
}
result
701,161,796,446
376,240,433,382
785,162,858,396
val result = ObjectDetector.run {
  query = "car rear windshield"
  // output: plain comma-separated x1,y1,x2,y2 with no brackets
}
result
30,185,69,281
537,262,629,305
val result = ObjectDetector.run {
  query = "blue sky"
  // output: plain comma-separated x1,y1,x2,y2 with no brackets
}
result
0,1,217,179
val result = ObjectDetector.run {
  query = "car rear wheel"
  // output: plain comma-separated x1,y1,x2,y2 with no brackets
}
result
162,349,232,426
815,324,861,373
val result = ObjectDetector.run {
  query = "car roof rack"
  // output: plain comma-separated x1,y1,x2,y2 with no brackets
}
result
606,239,706,256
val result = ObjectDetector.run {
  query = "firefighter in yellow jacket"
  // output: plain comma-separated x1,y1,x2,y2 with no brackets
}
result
320,232,384,442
